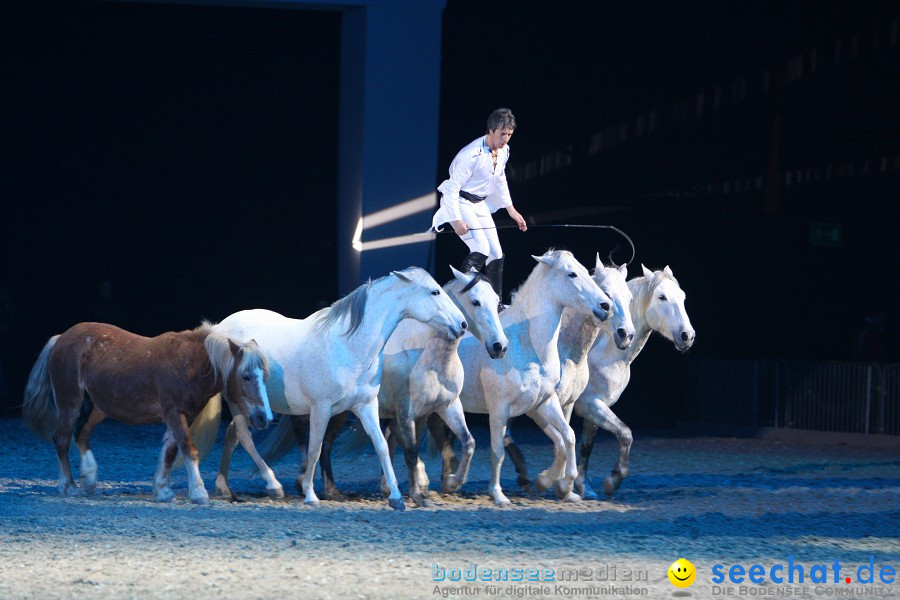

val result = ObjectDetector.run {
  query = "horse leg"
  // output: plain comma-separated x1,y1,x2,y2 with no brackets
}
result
503,430,532,493
381,420,399,497
580,397,632,497
528,411,568,496
487,410,512,506
320,412,349,500
436,399,474,494
51,413,80,497
576,418,601,500
74,407,107,495
152,430,179,502
426,412,457,481
300,407,332,506
233,413,285,498
353,399,404,511
393,417,431,508
215,419,240,500
414,416,430,491
166,412,210,504
290,414,310,494
532,397,580,502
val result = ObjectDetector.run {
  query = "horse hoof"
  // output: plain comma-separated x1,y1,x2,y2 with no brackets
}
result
64,486,84,498
156,488,175,502
304,498,320,507
266,486,285,499
491,492,512,506
325,490,348,502
215,484,233,498
561,491,582,503
388,497,406,511
582,487,599,501
191,495,210,505
535,473,553,493
440,475,461,494
517,477,532,492
413,495,434,508
603,475,621,497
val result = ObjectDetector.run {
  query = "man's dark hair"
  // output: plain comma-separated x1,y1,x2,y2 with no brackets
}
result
487,108,516,132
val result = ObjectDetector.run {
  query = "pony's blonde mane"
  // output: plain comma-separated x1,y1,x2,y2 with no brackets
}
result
508,248,574,307
201,321,271,384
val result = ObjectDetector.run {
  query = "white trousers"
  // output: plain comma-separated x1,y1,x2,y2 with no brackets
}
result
456,199,503,262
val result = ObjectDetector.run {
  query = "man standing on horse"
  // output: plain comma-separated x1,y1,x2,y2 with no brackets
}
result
431,107,528,311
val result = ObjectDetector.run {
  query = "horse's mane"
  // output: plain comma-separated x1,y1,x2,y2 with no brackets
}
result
315,267,423,337
629,268,680,315
200,321,270,385
508,248,574,307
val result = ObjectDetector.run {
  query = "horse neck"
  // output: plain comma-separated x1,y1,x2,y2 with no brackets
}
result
626,277,657,365
506,271,565,364
558,309,601,365
341,278,409,363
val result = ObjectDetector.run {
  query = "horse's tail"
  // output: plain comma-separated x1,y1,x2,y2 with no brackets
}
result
172,393,223,468
190,393,222,463
256,415,299,464
334,420,371,459
22,335,61,440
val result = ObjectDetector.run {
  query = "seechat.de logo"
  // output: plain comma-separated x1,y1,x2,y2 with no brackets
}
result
668,558,697,588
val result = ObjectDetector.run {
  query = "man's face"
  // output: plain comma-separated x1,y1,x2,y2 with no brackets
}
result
486,128,514,150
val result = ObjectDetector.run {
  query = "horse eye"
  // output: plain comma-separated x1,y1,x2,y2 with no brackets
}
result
472,300,481,307
241,374,252,381
568,272,578,278
431,289,441,296
659,294,668,301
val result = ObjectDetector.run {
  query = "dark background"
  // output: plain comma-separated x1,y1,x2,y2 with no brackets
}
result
2,1,898,423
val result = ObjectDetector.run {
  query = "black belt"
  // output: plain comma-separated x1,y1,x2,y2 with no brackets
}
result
459,190,486,203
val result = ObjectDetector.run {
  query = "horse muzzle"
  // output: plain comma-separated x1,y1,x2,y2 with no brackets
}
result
674,330,695,353
486,340,507,359
249,411,271,430
448,320,468,340
615,329,635,350
593,307,610,322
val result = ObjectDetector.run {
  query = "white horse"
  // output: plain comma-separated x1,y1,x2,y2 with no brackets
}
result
258,266,508,507
453,249,612,505
574,264,695,499
456,255,635,497
524,255,636,496
203,267,468,510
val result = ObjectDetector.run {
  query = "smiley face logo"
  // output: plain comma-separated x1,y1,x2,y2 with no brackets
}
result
668,558,696,587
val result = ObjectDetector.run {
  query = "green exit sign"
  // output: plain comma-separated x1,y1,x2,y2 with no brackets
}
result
809,223,843,247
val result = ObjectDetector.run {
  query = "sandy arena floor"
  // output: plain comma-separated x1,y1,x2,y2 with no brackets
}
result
1,417,898,599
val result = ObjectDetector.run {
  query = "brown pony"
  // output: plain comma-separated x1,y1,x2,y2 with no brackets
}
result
22,321,272,504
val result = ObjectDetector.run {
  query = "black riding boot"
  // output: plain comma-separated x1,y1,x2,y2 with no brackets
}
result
483,256,508,312
459,251,488,275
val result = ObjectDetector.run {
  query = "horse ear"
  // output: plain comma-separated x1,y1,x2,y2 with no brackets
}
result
617,263,628,278
595,252,604,271
248,338,260,348
228,338,242,357
449,265,466,280
663,265,674,277
532,254,552,266
391,270,413,283
641,263,654,279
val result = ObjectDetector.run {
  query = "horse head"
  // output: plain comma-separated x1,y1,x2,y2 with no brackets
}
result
392,267,468,341
640,264,695,352
205,333,273,429
448,265,508,358
593,254,635,350
532,250,611,323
